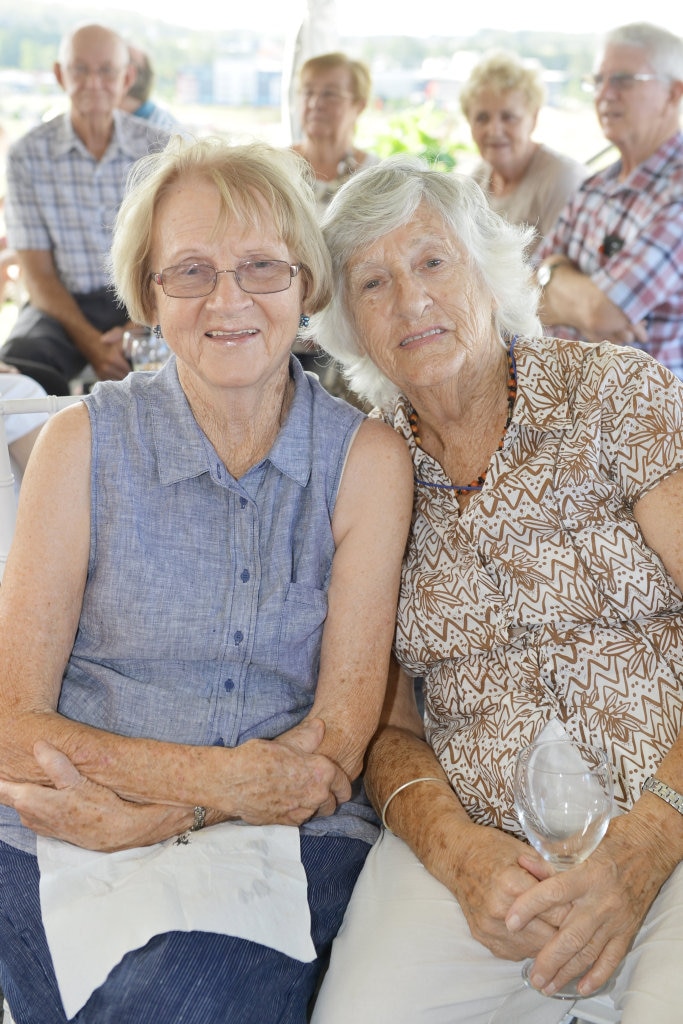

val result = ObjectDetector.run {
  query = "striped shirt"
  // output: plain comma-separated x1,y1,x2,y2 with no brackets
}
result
537,132,683,379
4,110,169,294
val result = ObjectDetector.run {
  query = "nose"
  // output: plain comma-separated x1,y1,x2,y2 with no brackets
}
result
393,272,432,319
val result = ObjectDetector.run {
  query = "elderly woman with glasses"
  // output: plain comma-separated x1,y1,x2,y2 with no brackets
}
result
291,52,378,212
0,137,412,1024
308,157,683,1024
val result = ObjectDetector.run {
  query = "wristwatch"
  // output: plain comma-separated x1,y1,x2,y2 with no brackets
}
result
536,261,559,288
642,776,683,814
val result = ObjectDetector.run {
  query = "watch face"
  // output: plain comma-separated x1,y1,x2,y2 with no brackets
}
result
537,264,552,288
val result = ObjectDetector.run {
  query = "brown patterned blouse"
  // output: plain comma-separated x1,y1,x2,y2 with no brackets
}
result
385,335,683,837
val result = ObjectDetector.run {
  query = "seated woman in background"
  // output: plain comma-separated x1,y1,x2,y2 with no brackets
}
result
292,52,378,212
460,49,588,253
309,158,683,1024
0,138,412,1024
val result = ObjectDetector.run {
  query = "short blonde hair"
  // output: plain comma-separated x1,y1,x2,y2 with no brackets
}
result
110,136,333,325
460,50,546,119
298,52,372,106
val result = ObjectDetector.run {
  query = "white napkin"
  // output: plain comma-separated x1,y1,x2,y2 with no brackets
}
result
37,822,316,1019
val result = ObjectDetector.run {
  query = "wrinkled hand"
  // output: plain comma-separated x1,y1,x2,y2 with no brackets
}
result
506,812,669,996
91,326,130,380
0,740,191,851
434,820,569,961
232,718,350,827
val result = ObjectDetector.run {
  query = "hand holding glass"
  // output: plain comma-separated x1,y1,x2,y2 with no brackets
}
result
513,738,614,999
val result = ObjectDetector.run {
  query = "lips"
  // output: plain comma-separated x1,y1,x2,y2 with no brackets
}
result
206,329,258,340
399,327,445,347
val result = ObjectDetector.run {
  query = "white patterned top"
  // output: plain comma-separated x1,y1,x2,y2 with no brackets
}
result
386,335,683,836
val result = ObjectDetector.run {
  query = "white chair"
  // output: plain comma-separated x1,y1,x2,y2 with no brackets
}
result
0,394,81,582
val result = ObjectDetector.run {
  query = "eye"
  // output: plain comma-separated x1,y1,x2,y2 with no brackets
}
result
179,263,211,277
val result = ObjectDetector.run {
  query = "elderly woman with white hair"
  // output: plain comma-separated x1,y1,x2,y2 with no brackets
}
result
308,157,683,1024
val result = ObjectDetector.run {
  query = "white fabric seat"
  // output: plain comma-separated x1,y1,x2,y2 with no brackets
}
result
0,394,80,580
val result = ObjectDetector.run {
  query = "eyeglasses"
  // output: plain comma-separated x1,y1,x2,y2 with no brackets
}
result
152,260,301,298
299,89,354,105
582,72,667,93
67,64,125,82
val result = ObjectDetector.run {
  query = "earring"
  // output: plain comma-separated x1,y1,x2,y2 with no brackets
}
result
299,313,310,329
153,324,162,338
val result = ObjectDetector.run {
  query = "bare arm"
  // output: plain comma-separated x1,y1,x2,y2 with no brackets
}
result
538,259,647,346
506,468,683,996
17,250,130,380
0,405,350,845
297,417,414,784
364,660,563,960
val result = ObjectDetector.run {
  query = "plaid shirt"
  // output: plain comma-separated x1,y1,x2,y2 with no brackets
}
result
538,132,683,379
4,110,169,295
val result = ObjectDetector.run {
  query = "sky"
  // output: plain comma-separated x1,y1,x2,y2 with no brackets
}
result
56,0,683,40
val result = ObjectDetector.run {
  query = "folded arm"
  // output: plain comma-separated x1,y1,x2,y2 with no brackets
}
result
537,257,647,346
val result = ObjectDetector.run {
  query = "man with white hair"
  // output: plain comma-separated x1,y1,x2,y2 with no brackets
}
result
536,22,683,378
0,24,170,394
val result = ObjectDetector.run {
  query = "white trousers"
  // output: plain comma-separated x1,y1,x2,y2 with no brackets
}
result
311,829,683,1024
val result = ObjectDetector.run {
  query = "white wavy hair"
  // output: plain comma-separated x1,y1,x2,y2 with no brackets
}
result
310,156,542,411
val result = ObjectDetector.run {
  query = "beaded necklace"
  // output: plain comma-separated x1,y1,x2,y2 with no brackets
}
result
409,347,517,493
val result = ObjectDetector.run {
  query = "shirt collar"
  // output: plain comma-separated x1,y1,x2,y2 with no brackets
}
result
151,355,313,489
390,335,573,441
599,131,683,192
509,336,573,431
51,109,144,161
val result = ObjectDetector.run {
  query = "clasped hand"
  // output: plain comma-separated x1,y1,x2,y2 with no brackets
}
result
0,717,350,851
505,813,666,996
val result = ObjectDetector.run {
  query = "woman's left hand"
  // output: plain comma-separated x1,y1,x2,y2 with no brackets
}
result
0,740,194,851
505,811,673,996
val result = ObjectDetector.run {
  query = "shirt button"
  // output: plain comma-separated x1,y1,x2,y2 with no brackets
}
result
234,631,244,645
224,678,235,692
239,497,248,509
212,737,225,747
240,569,250,583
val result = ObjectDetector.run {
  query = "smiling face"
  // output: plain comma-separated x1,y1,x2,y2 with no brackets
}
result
150,175,303,401
467,87,538,181
345,203,499,402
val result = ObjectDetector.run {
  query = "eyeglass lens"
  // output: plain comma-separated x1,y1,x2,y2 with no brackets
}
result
158,261,298,297
584,73,661,91
68,64,124,81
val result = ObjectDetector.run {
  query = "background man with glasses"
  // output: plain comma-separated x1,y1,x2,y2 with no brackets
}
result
0,23,171,394
535,22,683,379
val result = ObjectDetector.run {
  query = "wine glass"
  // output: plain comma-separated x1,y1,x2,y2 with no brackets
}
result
513,737,614,999
122,328,170,372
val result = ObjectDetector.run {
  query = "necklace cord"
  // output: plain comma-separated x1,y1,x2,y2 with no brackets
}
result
409,345,517,493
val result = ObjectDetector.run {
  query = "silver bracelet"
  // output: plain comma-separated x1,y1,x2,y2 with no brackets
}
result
380,776,452,832
642,777,683,815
